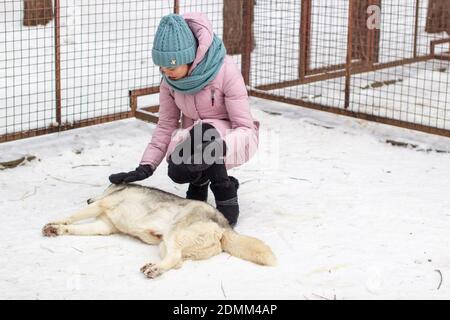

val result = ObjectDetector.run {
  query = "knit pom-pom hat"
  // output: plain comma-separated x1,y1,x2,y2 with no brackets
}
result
152,14,197,68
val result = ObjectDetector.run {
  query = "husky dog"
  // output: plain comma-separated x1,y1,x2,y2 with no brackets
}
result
42,184,276,278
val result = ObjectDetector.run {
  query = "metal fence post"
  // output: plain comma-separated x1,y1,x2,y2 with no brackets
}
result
345,0,355,109
299,0,311,80
242,0,254,86
54,0,61,126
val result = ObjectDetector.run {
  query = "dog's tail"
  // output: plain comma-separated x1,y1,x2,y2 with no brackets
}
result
220,229,277,266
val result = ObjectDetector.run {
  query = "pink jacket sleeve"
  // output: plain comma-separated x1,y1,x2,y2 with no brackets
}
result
222,61,259,166
140,82,181,170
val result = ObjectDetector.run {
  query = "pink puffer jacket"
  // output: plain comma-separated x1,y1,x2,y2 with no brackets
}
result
140,12,260,170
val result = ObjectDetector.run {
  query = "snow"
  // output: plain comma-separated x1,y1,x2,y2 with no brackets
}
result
1,97,450,300
1,0,450,300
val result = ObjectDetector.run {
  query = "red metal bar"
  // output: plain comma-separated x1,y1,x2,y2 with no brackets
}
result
241,0,254,85
129,86,160,117
141,106,160,113
249,90,450,138
344,0,355,109
54,0,61,125
367,0,381,65
255,54,433,91
135,110,159,124
413,0,420,58
299,0,312,80
0,112,134,143
431,38,450,56
435,54,450,61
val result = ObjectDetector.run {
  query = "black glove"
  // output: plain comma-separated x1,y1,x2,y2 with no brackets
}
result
109,165,154,184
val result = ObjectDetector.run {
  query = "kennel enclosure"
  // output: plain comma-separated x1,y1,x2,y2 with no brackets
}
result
1,0,449,143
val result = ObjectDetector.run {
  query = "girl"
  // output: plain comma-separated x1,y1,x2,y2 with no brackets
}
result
109,13,260,227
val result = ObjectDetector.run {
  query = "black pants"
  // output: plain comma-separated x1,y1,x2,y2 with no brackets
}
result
167,122,228,185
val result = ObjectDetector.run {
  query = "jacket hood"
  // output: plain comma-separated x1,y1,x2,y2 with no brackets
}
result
182,12,215,76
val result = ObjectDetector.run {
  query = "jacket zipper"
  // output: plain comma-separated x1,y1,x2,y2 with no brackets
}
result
211,88,215,107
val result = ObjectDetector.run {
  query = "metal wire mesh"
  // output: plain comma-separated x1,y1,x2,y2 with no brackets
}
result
1,0,175,142
1,0,56,141
250,0,450,136
1,0,449,142
59,0,173,125
1,0,249,142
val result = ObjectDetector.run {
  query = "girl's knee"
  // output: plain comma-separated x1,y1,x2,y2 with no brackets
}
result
167,156,200,184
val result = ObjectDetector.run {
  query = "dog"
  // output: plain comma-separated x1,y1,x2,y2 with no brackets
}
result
42,183,276,278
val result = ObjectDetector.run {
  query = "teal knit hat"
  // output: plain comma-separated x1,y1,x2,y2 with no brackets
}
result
152,14,197,68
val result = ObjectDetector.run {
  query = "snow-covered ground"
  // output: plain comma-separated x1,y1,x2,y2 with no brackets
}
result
1,97,450,300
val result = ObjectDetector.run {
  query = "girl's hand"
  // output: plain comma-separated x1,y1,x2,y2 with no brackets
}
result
109,165,154,184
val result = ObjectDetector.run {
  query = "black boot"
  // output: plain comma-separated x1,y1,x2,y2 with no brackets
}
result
210,177,240,227
199,153,239,226
186,172,210,202
228,176,240,191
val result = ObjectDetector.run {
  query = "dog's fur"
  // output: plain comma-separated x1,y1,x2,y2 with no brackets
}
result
42,184,276,278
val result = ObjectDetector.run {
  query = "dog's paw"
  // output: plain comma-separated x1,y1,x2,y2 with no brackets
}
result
42,224,60,237
140,263,161,279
